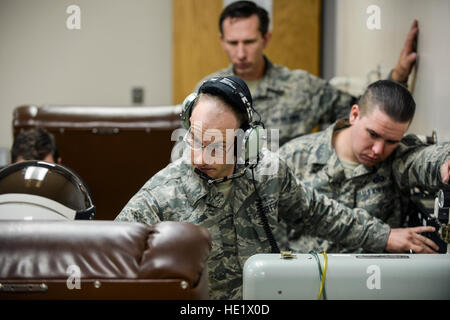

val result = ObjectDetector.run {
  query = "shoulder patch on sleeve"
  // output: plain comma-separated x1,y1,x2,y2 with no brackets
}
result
401,134,426,147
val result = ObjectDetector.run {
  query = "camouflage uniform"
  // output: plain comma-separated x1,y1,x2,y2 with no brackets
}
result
279,120,450,253
115,149,391,300
195,57,355,146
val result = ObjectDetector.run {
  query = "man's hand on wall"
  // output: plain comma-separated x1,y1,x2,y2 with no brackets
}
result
391,20,419,84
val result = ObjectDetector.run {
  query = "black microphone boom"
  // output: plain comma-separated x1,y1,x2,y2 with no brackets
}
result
194,168,247,184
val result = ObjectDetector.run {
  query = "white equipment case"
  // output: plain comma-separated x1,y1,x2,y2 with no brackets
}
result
243,253,450,300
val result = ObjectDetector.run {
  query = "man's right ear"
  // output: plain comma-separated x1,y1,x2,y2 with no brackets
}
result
349,104,360,124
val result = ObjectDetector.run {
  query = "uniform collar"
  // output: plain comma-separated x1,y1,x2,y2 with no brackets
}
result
310,120,348,165
183,164,210,207
227,56,286,98
253,56,288,98
312,120,376,179
183,162,244,209
233,163,256,197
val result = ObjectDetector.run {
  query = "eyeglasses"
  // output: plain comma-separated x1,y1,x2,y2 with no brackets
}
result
183,128,234,153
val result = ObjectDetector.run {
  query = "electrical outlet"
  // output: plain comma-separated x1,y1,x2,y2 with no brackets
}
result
132,87,144,104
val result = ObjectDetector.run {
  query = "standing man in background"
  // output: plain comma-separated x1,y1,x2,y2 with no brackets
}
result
195,1,418,146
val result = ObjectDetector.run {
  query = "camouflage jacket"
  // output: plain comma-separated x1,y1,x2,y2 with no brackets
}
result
115,149,391,300
195,57,355,146
279,120,450,253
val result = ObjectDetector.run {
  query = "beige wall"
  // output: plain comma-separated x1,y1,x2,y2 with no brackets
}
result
0,0,172,154
2,0,448,159
334,0,450,142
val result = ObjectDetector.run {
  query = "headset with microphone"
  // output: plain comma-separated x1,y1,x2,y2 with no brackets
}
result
180,75,265,184
180,75,280,253
193,166,247,185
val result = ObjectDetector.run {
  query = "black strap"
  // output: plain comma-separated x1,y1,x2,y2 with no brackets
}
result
251,169,280,253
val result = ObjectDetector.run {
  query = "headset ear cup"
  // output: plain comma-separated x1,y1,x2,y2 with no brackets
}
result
245,125,263,165
180,92,198,129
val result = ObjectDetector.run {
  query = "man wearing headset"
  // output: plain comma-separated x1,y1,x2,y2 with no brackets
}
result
194,1,419,146
115,76,437,300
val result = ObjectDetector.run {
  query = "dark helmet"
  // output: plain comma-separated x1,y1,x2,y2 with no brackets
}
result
0,160,95,220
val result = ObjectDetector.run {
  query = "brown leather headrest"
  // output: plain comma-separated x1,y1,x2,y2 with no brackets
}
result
13,105,182,130
0,220,211,289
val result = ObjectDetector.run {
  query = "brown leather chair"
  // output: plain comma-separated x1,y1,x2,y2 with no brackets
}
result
0,220,211,299
12,105,183,220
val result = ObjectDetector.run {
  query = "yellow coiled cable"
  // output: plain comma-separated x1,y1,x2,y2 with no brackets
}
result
317,251,328,300
309,250,328,300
